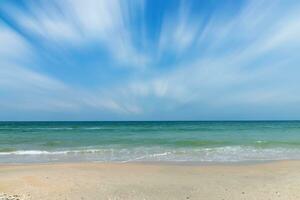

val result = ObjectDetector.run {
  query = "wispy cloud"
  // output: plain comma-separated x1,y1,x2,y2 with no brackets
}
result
0,21,134,118
2,0,148,67
158,1,200,55
1,0,300,120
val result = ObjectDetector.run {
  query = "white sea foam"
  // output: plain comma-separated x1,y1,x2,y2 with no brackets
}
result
0,127,109,130
255,140,266,143
120,152,172,163
82,127,103,130
0,149,106,155
0,127,75,130
1,146,300,163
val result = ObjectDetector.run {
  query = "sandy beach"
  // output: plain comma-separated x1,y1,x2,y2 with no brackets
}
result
1,161,300,200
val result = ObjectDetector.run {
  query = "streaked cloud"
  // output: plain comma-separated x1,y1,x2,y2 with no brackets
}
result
0,0,300,120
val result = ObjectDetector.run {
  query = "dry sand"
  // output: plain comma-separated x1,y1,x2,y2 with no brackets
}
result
1,161,300,200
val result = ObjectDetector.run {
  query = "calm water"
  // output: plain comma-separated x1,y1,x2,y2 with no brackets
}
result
1,121,300,163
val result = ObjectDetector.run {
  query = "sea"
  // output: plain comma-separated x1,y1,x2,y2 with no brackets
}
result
1,121,300,164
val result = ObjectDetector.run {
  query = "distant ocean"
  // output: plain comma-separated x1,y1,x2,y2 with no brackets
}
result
1,121,300,163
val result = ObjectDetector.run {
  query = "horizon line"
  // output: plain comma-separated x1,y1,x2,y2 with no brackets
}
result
1,120,300,122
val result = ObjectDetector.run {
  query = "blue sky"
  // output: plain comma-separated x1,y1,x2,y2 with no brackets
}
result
1,0,300,120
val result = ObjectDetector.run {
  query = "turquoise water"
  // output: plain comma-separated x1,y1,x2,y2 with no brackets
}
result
1,121,300,163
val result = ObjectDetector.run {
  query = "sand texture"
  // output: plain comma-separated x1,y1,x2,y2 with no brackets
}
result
1,161,300,200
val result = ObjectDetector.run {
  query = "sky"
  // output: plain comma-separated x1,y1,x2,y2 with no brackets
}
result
0,0,300,121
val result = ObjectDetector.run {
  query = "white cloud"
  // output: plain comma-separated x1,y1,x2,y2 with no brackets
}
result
0,23,30,60
1,0,300,120
109,0,300,113
4,0,148,68
159,1,200,55
0,22,137,115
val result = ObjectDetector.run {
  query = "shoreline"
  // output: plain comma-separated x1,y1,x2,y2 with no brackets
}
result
0,158,291,167
1,160,300,199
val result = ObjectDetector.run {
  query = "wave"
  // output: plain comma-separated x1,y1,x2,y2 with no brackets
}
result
0,127,74,130
253,140,300,147
0,149,107,155
0,127,105,130
1,146,300,163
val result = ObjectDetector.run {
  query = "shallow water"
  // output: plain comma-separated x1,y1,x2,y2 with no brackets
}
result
1,121,300,163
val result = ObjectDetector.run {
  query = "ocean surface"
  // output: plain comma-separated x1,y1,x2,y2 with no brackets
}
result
1,121,300,163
